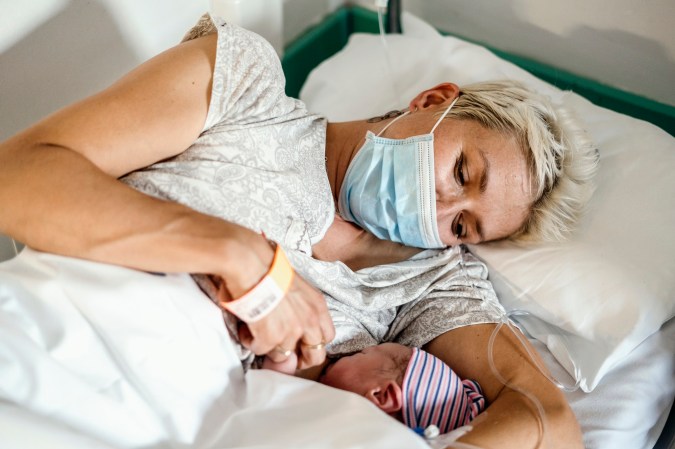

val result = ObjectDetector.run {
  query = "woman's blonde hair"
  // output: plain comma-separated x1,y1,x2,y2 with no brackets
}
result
441,80,599,243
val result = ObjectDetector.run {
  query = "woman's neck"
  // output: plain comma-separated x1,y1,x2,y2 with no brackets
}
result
321,119,423,270
325,120,370,205
312,214,422,271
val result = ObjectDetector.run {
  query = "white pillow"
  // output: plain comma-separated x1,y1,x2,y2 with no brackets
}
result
300,13,675,391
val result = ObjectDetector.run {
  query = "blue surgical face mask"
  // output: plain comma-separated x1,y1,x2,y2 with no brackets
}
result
338,98,458,248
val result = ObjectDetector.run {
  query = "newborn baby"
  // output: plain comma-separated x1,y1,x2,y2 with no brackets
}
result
264,343,486,434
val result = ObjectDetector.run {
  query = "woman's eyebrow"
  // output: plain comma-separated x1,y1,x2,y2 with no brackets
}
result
479,149,490,194
475,149,488,242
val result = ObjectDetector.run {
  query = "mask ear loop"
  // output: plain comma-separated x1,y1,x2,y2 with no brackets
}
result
430,96,459,134
376,110,410,137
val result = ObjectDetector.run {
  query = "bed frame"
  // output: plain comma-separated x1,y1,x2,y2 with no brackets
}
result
280,5,674,449
280,5,675,137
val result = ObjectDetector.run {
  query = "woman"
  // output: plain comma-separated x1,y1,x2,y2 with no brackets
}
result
0,15,596,449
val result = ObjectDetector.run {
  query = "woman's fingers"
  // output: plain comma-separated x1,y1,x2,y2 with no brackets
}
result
297,339,327,370
261,353,298,375
217,233,335,370
290,275,334,369
241,274,335,370
244,306,301,355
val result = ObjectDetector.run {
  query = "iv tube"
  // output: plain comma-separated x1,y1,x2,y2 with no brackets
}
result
376,2,403,107
438,247,583,449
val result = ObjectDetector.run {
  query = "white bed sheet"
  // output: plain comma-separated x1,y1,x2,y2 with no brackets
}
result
555,319,675,449
0,249,428,449
0,248,673,449
298,11,674,448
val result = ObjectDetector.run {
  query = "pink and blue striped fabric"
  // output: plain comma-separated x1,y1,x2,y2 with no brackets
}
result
402,348,486,434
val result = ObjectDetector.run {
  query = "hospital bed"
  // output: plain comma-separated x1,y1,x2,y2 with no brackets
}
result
0,2,674,449
291,5,675,448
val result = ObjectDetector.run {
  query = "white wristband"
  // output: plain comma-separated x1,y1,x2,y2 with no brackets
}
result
220,244,294,323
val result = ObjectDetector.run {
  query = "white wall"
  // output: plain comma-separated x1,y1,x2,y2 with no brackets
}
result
355,0,675,107
0,0,209,141
0,0,344,141
283,0,344,44
0,0,209,260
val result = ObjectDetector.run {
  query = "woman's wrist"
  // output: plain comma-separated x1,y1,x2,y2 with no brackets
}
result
220,243,294,323
217,226,275,298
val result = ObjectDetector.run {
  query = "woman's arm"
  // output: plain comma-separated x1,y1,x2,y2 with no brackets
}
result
0,34,218,259
0,34,334,368
425,324,583,449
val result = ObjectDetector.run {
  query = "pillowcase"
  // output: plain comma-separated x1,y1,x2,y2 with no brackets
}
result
300,12,675,391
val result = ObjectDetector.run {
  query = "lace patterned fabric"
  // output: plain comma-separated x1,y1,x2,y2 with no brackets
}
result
287,245,505,355
123,17,334,254
122,15,503,360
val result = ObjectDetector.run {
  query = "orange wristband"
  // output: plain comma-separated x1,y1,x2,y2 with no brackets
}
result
221,244,294,323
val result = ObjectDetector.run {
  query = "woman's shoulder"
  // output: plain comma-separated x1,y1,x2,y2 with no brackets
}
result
182,14,282,88
186,15,292,131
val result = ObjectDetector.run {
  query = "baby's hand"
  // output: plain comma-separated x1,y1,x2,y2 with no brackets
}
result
261,352,298,375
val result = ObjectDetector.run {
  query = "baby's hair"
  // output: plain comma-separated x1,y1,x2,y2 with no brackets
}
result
377,346,413,385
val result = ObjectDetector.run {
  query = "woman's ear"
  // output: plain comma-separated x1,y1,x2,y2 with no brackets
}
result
365,380,403,414
409,82,460,112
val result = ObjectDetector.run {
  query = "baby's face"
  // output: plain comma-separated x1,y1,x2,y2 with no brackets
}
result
319,343,411,394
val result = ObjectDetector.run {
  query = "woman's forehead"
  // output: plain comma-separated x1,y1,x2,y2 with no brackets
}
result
435,119,534,243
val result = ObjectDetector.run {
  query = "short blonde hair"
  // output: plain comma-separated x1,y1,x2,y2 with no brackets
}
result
441,80,598,243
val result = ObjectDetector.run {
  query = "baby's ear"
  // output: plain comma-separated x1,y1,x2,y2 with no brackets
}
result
365,380,403,413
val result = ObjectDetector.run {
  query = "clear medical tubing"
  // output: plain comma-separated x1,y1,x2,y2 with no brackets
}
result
373,5,584,446
376,1,403,107
434,248,582,449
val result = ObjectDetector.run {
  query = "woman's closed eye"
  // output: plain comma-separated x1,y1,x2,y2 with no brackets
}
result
453,213,466,240
455,153,466,186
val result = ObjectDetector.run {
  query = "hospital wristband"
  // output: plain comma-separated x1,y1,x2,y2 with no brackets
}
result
220,244,294,323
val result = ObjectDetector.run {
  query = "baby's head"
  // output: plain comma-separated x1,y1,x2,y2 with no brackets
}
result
320,343,485,433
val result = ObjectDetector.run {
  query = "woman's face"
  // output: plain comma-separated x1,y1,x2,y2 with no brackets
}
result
382,113,533,246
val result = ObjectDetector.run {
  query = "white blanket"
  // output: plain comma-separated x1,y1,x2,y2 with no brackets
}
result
0,249,428,449
1,249,673,449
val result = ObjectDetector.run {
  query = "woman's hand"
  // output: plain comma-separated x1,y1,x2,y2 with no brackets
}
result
243,274,334,369
0,29,333,372
213,231,335,370
260,351,298,375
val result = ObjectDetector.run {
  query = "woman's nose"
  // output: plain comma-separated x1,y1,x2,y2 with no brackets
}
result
436,183,466,206
435,193,467,218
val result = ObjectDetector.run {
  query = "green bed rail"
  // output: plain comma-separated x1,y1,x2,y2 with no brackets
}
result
281,6,675,137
